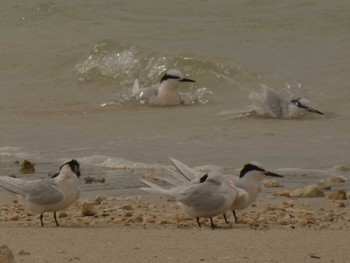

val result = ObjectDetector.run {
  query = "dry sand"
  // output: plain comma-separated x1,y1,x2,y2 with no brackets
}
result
1,193,350,263
1,226,350,263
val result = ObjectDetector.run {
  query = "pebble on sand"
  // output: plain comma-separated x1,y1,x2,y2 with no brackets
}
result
0,245,15,263
58,211,68,218
336,202,346,208
289,185,325,198
84,176,105,184
333,165,350,172
9,215,19,221
328,190,347,200
121,205,134,211
325,175,347,183
18,249,31,256
20,160,35,174
1,194,350,230
81,201,97,217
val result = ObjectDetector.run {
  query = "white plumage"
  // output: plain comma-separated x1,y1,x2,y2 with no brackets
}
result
0,159,81,226
153,157,283,224
140,171,246,229
249,85,323,118
132,69,196,106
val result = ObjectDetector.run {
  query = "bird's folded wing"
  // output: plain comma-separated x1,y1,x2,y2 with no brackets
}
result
175,182,227,212
24,180,65,205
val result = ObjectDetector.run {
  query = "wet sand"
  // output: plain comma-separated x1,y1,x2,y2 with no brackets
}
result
1,193,350,262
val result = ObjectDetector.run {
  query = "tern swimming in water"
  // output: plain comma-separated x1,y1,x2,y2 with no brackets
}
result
0,159,81,226
131,69,196,106
249,85,324,118
159,157,283,223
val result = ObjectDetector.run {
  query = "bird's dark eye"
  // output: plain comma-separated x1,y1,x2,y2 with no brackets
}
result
291,98,304,108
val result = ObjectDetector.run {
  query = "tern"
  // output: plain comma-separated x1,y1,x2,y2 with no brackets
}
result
228,162,283,222
249,85,324,118
0,159,81,226
140,172,246,229
132,69,196,106
161,157,283,223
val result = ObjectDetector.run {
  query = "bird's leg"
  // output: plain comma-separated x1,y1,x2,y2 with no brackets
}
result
232,210,238,222
210,218,216,230
53,212,60,226
196,217,201,227
40,213,44,227
223,213,229,224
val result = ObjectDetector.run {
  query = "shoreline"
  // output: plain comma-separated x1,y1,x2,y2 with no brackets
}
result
0,191,349,262
0,194,349,229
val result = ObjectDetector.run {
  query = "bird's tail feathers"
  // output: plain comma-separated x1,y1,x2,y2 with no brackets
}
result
0,176,27,197
140,179,173,198
161,167,189,185
169,157,198,181
154,175,182,186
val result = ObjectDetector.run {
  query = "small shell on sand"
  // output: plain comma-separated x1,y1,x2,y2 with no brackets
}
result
0,245,15,263
289,185,325,198
81,201,97,217
328,190,347,200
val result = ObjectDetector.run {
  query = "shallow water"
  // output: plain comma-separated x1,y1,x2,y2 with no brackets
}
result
1,0,350,195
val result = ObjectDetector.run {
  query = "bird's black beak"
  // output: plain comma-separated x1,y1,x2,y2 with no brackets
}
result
305,107,324,115
180,78,196,83
75,170,81,178
264,171,283,178
51,172,59,178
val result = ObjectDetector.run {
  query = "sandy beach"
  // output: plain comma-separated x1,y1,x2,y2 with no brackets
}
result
1,193,350,263
1,226,350,263
1,1,350,262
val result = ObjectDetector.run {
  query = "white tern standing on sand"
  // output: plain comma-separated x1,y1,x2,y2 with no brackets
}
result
0,159,81,226
140,172,246,229
228,162,283,222
161,157,283,223
132,69,196,106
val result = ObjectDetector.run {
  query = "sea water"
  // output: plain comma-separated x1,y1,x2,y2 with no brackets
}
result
1,0,349,197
